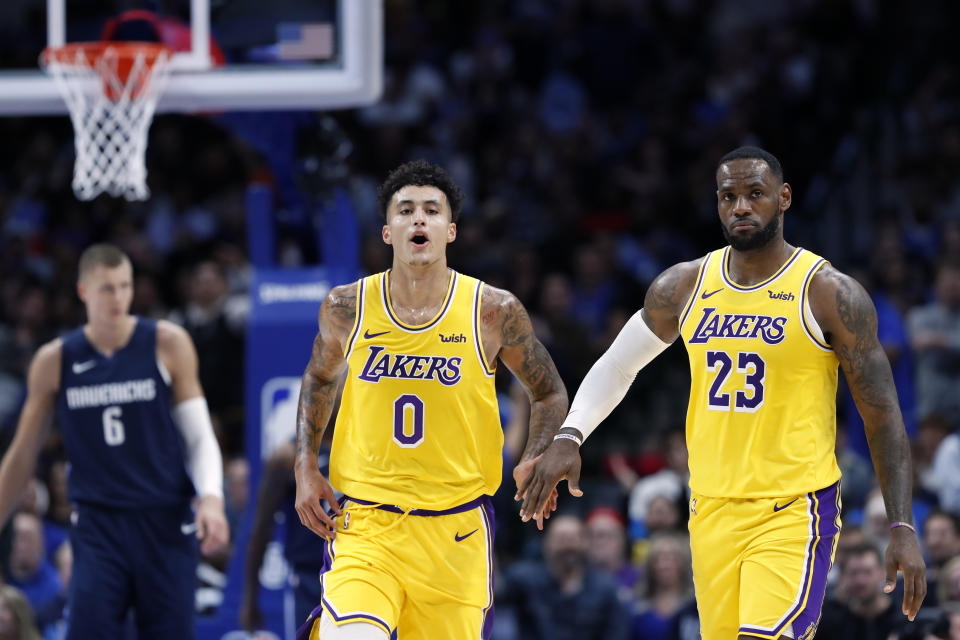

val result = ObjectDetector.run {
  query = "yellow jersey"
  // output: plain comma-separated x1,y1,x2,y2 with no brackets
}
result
679,246,841,498
330,269,502,510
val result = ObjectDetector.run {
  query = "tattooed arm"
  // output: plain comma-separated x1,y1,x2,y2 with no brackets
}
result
639,259,703,341
809,265,926,620
293,282,355,540
478,286,569,529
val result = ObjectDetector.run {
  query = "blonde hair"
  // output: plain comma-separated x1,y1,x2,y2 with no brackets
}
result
0,585,43,640
639,532,693,599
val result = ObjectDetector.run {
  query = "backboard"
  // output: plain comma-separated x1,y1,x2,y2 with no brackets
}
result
0,0,382,114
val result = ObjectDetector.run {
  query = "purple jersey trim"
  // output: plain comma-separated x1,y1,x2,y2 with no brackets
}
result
480,497,496,639
473,281,496,377
344,278,367,356
739,481,840,638
381,270,458,332
678,253,711,333
799,258,832,351
721,246,803,292
343,494,488,517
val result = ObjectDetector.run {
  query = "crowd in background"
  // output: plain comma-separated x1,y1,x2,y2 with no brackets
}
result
1,0,960,638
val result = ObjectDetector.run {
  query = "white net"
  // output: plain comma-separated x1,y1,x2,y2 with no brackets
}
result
42,44,172,201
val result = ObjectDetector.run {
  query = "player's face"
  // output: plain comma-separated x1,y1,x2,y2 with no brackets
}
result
77,261,134,325
716,159,792,251
382,185,456,267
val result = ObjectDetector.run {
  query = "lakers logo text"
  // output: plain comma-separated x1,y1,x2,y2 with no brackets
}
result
357,345,462,386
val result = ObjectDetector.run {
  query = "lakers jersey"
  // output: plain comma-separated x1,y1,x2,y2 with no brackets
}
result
679,247,841,498
330,270,502,510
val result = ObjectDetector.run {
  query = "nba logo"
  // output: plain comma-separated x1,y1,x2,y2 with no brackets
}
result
260,377,302,460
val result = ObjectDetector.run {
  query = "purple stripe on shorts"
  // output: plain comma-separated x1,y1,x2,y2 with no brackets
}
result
739,481,841,639
789,481,841,638
480,496,496,640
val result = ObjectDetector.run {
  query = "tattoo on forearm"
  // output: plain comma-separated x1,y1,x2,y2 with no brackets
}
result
294,286,354,472
497,293,568,459
833,274,913,521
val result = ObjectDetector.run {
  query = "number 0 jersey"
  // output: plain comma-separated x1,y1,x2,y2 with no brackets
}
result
330,270,502,510
679,247,841,498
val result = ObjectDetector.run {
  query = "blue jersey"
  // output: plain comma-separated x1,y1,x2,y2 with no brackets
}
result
56,318,194,508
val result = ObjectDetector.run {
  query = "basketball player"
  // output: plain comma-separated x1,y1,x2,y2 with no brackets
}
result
519,147,927,639
293,160,576,640
0,244,229,639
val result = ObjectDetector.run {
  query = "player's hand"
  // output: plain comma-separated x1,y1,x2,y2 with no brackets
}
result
195,494,230,556
295,467,341,540
884,525,927,621
512,456,558,531
515,438,582,530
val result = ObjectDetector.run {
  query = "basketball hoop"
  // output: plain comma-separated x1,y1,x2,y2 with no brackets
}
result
41,42,173,201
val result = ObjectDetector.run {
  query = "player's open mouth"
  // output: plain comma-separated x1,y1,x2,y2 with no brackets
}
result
410,232,429,245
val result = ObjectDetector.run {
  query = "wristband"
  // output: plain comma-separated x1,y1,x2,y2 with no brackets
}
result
889,521,915,533
554,432,582,447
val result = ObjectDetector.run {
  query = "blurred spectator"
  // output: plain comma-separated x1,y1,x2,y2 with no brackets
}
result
631,533,694,640
924,510,960,607
827,525,869,599
863,487,891,552
498,514,630,640
0,584,43,640
917,415,960,517
938,556,960,607
585,506,640,603
835,425,873,510
626,429,688,536
3,514,62,635
169,260,248,455
908,261,960,429
818,543,907,639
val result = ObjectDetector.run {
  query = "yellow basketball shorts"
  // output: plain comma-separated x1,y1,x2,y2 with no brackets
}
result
298,495,495,640
689,481,841,640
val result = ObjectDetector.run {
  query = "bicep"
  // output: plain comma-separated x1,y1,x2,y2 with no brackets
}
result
641,261,700,342
814,272,898,412
496,298,564,401
164,331,204,404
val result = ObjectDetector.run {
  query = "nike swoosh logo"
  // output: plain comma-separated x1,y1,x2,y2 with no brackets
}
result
701,288,723,299
363,330,390,339
454,529,478,542
773,498,800,512
180,522,198,535
72,360,97,374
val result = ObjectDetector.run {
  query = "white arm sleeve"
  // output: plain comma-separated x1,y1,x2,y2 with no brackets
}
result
561,309,672,442
172,396,224,499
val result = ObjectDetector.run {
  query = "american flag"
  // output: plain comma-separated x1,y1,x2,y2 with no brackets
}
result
277,23,334,61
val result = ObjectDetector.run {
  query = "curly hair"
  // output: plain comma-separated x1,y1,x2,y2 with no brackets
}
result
376,160,464,222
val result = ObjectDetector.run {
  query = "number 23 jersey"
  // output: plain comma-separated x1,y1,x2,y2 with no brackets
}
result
679,247,841,498
330,270,502,511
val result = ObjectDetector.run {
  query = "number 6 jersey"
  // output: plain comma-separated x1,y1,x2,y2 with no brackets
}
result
330,270,502,511
56,317,193,508
680,247,841,498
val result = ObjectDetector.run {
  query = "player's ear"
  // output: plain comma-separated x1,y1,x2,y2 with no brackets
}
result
447,222,456,244
382,223,392,245
76,279,87,303
779,182,792,213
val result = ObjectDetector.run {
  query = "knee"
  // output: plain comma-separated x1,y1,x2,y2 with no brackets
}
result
318,613,389,640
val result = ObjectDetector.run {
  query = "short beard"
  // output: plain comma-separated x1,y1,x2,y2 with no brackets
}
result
722,209,781,251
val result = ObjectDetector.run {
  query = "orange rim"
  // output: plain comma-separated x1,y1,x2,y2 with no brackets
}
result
41,42,173,69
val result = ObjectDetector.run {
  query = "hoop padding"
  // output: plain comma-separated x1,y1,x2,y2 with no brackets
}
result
41,43,172,201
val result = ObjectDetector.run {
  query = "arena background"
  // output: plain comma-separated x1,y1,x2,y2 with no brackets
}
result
1,1,959,639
